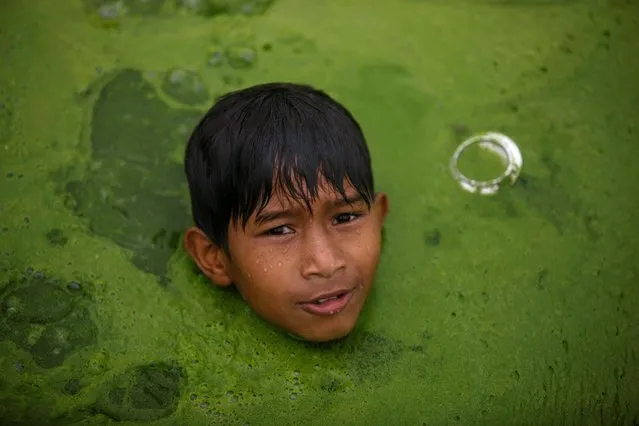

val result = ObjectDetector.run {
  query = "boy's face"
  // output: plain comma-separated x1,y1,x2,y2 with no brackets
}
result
184,179,388,342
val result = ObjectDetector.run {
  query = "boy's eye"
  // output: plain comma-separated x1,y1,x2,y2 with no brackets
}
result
264,225,293,236
333,213,361,225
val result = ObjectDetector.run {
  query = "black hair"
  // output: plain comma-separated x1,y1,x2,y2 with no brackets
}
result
184,82,375,253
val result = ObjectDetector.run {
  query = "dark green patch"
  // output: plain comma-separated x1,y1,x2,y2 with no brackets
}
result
30,308,97,368
0,395,54,426
2,278,74,324
511,171,578,235
536,267,548,290
305,331,404,385
583,212,603,241
96,362,184,421
64,69,201,282
46,228,68,247
409,344,425,353
320,376,345,393
0,98,12,143
175,0,275,16
451,123,471,140
63,378,82,396
0,271,98,368
424,229,441,246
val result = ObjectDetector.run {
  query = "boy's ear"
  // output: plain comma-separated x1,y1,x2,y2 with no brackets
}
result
374,192,389,222
183,227,232,287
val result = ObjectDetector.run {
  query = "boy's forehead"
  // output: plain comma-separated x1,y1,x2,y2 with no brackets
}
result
257,179,358,213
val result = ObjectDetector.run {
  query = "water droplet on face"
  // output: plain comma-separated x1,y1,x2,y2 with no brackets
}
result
277,261,283,267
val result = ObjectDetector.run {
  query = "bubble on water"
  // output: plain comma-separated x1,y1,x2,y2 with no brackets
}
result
161,68,209,106
98,3,124,21
208,47,224,66
226,46,256,69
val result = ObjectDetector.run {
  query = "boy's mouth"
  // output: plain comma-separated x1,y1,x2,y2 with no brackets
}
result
298,288,355,316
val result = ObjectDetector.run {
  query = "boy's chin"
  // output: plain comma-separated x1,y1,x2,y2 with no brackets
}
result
286,323,356,343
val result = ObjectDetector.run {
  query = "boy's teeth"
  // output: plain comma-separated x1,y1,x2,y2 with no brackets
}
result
314,295,339,304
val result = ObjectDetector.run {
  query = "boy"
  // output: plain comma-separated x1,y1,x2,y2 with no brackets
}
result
182,82,388,342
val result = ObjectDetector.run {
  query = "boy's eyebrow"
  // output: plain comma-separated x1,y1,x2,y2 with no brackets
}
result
254,194,366,225
331,193,365,208
254,208,296,226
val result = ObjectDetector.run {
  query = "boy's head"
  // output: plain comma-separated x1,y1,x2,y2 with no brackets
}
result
183,82,388,342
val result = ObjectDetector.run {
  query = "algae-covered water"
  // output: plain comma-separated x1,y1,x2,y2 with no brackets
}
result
1,0,638,424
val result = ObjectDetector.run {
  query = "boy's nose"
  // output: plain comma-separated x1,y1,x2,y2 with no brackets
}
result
300,232,346,280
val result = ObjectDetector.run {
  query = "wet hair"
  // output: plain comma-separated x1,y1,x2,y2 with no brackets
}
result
184,82,375,252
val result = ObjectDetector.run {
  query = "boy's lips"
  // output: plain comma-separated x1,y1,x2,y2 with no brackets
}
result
298,288,355,316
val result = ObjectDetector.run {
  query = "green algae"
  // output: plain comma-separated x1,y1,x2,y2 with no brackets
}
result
95,361,184,421
0,0,638,424
0,270,98,369
63,68,200,283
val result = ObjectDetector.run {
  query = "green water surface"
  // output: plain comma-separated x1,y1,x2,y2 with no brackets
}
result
0,0,638,424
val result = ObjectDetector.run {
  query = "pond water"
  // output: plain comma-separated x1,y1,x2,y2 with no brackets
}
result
0,0,638,424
